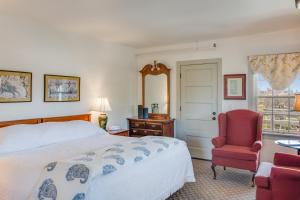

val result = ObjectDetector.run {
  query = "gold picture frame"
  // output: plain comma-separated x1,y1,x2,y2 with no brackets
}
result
0,70,32,103
44,74,80,102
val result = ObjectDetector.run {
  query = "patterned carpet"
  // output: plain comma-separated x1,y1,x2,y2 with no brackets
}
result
168,159,256,200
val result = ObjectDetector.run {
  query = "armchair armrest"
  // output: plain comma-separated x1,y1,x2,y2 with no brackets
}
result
255,162,273,188
274,153,300,168
212,136,225,148
251,140,262,152
271,166,300,200
271,166,300,183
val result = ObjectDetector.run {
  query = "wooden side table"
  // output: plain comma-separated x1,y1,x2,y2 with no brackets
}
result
108,129,129,137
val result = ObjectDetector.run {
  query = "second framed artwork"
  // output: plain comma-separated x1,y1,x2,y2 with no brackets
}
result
224,74,246,100
44,75,80,102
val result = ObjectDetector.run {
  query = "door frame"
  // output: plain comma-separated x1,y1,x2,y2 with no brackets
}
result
176,58,222,138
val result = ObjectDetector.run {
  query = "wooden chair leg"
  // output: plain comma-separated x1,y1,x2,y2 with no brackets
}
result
251,172,256,187
211,164,217,179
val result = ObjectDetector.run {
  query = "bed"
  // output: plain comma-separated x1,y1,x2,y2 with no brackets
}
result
0,114,195,200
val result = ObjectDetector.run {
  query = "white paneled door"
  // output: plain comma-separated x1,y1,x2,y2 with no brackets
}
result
180,62,219,160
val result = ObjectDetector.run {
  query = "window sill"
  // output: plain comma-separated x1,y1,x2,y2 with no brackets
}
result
263,132,300,139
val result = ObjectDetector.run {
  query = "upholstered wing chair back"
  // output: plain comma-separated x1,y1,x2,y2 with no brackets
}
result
220,109,263,147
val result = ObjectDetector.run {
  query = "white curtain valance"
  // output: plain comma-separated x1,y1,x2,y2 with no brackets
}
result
249,52,300,90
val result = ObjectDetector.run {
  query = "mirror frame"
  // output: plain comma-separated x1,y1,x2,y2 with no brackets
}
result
140,63,171,119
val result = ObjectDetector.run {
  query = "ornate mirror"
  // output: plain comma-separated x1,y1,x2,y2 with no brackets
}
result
140,61,170,119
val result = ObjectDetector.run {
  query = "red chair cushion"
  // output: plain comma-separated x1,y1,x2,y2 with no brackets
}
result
226,110,258,147
212,145,258,161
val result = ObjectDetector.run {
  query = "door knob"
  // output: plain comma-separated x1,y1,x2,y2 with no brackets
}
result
212,117,216,120
212,112,216,115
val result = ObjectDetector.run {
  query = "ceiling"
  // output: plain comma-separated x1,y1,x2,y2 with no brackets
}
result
1,0,300,48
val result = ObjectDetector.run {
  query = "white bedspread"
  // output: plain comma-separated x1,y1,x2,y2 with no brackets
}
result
0,134,195,200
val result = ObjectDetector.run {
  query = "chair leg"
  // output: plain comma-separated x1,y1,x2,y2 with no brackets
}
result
223,166,226,170
211,164,217,179
251,172,256,187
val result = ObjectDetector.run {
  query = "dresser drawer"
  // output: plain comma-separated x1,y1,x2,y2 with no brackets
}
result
131,129,146,136
130,121,145,129
145,122,162,130
131,129,162,136
147,130,163,136
127,118,174,138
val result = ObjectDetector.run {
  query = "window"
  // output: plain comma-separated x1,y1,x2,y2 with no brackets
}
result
256,74,300,135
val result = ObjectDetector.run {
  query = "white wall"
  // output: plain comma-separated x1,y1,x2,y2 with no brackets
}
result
136,28,300,162
0,13,137,128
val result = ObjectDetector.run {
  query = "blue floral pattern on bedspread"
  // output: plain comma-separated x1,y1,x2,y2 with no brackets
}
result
38,178,57,200
45,162,57,172
30,136,185,200
73,193,85,200
66,164,89,184
104,154,125,165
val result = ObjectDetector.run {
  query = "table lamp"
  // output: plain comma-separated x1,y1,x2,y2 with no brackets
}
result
96,97,111,130
295,94,300,111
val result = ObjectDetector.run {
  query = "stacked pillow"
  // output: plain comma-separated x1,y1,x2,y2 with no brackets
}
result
0,120,107,154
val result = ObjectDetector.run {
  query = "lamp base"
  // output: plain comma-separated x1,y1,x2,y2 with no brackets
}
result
98,113,108,130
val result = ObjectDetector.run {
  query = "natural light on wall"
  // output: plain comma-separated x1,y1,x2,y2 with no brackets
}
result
256,74,300,135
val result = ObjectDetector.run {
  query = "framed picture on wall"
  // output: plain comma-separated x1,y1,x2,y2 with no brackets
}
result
0,70,32,103
44,74,80,102
224,74,246,100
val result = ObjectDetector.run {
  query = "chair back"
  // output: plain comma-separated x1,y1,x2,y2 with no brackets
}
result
225,109,261,147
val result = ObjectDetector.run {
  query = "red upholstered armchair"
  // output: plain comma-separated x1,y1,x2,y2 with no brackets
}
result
211,109,263,186
255,153,300,200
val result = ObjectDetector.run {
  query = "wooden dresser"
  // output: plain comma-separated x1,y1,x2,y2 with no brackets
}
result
127,118,174,137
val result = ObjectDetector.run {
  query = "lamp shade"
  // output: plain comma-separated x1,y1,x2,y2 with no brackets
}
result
96,97,112,113
295,94,300,111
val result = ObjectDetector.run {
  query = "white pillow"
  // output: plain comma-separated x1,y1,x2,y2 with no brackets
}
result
0,120,107,154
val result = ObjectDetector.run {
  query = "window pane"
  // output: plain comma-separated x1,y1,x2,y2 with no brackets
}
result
257,98,272,114
273,98,289,115
256,74,272,96
274,115,289,133
290,74,300,95
290,98,295,111
273,89,289,96
256,74,300,135
289,115,300,133
263,114,272,132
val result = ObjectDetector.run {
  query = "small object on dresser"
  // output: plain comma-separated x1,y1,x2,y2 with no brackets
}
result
143,107,149,119
151,103,159,113
138,105,144,119
108,129,129,137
